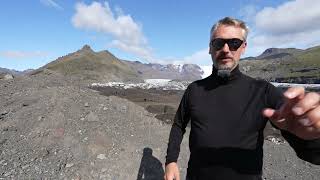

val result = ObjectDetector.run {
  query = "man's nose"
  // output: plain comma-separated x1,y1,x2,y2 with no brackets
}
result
222,43,230,52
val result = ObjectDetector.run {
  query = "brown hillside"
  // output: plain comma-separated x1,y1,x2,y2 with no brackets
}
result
35,45,141,83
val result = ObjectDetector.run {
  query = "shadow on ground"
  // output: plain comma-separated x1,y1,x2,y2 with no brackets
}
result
137,147,164,180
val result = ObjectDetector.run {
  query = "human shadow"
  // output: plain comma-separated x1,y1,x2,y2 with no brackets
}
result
137,147,164,180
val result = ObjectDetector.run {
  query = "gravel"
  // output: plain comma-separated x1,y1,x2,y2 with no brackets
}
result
0,72,319,179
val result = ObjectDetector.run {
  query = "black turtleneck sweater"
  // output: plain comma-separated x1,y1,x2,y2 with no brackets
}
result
165,66,320,180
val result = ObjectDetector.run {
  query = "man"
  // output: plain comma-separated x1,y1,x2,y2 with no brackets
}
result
164,17,320,180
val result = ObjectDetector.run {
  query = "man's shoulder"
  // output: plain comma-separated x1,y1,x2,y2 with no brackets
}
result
242,74,271,85
187,76,213,89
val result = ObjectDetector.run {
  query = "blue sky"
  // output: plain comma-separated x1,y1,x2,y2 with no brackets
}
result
1,0,320,72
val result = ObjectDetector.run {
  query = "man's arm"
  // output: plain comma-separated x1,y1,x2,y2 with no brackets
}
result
165,85,191,164
281,130,320,164
164,86,192,180
264,83,320,165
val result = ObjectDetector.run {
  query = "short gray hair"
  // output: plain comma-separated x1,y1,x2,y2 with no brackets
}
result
210,17,249,41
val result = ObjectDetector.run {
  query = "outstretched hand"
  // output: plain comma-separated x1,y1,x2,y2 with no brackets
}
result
263,87,320,140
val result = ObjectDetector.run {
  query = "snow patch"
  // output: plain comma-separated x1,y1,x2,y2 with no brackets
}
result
91,79,190,90
172,64,183,73
91,80,320,91
144,79,171,85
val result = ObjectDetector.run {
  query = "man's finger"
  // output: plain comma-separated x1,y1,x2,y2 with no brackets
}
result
292,92,320,116
176,172,181,180
263,108,281,121
306,105,320,129
263,108,288,130
284,86,305,99
164,174,173,180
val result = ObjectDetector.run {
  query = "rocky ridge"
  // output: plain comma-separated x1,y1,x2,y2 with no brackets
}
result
34,45,142,83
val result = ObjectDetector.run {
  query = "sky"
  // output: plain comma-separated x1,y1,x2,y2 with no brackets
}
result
1,0,320,74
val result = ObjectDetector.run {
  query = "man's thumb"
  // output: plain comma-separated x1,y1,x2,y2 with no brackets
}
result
263,108,288,130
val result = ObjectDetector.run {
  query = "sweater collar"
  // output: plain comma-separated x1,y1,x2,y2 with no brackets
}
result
210,64,242,82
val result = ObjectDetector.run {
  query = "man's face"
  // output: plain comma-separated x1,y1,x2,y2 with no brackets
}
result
209,25,247,70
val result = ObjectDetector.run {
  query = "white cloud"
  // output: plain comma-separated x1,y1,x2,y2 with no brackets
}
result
71,1,153,61
109,40,153,60
151,48,212,66
0,51,48,59
183,48,211,66
255,0,320,35
239,0,320,57
40,0,63,10
71,1,214,67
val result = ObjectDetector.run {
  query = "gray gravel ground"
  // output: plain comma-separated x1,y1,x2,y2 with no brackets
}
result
0,72,319,179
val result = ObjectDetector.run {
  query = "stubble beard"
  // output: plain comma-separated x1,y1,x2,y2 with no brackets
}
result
214,58,238,70
213,59,238,78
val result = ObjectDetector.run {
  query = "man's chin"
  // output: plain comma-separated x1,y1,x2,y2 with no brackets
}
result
217,63,234,70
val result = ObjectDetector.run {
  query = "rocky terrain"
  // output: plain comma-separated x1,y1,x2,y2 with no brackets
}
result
1,72,319,179
0,67,30,81
0,74,14,81
0,71,190,179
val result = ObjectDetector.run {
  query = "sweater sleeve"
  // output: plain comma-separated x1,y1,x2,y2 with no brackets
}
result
165,85,191,165
265,82,320,165
281,130,320,165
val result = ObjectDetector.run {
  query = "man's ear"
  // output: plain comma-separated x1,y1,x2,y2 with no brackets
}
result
241,42,247,55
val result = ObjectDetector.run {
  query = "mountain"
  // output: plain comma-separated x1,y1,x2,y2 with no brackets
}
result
29,45,203,82
240,46,320,83
32,45,141,82
0,67,33,76
123,60,204,81
4,44,318,83
0,67,18,80
0,67,20,76
256,48,303,60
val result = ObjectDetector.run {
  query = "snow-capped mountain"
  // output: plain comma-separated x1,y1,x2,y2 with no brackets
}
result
123,60,204,81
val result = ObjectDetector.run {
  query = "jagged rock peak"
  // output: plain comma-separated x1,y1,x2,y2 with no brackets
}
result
81,44,93,51
262,48,277,55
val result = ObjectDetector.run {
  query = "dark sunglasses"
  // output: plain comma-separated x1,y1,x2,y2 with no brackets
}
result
210,38,244,51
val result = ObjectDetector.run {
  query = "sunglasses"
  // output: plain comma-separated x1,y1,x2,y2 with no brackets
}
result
210,38,244,51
